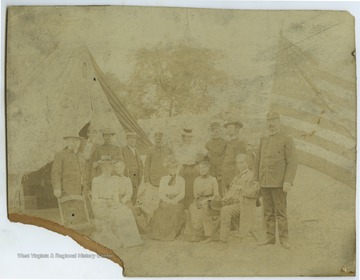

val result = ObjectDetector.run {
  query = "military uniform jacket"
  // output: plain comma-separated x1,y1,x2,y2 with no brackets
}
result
144,145,173,187
222,137,246,186
253,131,297,188
51,149,86,196
122,146,144,181
205,137,227,178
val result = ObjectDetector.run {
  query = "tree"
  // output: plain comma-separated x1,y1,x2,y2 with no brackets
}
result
126,43,228,118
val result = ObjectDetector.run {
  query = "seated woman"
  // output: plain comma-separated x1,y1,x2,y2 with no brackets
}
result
91,156,143,249
185,155,219,241
150,155,186,241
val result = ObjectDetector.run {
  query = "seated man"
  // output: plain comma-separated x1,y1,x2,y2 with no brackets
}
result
204,154,259,243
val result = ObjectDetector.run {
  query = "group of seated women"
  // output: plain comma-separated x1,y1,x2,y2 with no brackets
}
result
90,152,260,249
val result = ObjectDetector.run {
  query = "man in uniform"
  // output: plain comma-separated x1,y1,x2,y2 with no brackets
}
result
205,122,227,185
144,132,173,188
51,135,86,198
122,132,144,204
221,120,247,196
253,112,297,249
90,128,123,180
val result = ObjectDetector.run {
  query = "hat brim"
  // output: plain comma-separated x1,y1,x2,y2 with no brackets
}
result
97,160,116,164
224,122,243,128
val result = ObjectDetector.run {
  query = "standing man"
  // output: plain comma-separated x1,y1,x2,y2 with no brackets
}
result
144,132,172,188
51,135,86,198
221,120,247,197
253,112,297,249
122,132,144,204
80,126,98,186
90,128,123,180
205,122,227,185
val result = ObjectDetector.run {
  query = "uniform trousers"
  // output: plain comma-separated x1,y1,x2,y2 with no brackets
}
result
261,187,288,243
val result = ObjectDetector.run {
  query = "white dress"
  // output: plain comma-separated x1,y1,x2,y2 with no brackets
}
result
91,174,143,248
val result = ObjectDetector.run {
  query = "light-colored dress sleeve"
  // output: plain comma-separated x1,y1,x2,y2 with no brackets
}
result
193,177,201,199
159,176,171,203
212,177,219,197
121,177,133,204
91,177,100,203
172,176,185,203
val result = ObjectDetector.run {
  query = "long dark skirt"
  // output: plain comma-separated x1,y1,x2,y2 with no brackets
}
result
150,202,186,241
179,165,199,209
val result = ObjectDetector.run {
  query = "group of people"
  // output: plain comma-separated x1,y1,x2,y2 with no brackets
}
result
51,111,297,250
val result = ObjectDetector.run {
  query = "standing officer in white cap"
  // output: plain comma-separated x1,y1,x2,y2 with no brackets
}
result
253,112,297,249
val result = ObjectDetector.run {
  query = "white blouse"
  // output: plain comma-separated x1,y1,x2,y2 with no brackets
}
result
92,174,133,209
158,175,185,204
112,175,133,204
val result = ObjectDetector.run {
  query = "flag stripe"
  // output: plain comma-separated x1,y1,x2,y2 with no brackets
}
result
297,150,356,188
283,125,355,161
272,87,355,120
293,138,355,169
297,66,356,112
271,103,356,139
306,66,356,92
280,115,355,149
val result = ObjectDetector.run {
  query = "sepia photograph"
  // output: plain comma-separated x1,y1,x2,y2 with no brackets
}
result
5,5,356,276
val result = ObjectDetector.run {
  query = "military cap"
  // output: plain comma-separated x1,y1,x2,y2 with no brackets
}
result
127,132,137,138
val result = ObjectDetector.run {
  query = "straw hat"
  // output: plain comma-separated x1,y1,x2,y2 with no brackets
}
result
224,120,243,128
181,127,193,137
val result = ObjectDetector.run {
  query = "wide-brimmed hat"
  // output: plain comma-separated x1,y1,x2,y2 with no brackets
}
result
63,136,84,140
101,128,116,135
224,120,243,129
210,121,221,130
181,127,193,137
97,155,116,164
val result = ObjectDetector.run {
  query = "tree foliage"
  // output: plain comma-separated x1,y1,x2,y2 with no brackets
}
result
126,43,228,118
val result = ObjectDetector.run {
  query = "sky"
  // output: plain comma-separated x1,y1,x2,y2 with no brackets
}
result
6,6,355,93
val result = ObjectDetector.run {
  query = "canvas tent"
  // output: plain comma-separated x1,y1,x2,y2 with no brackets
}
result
7,47,152,211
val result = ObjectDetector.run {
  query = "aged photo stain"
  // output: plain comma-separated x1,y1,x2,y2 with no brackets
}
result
6,6,356,276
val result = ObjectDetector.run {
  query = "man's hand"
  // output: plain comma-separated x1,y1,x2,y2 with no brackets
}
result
54,190,61,198
283,182,292,193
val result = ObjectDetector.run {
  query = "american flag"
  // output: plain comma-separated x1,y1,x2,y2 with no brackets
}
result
270,35,356,188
